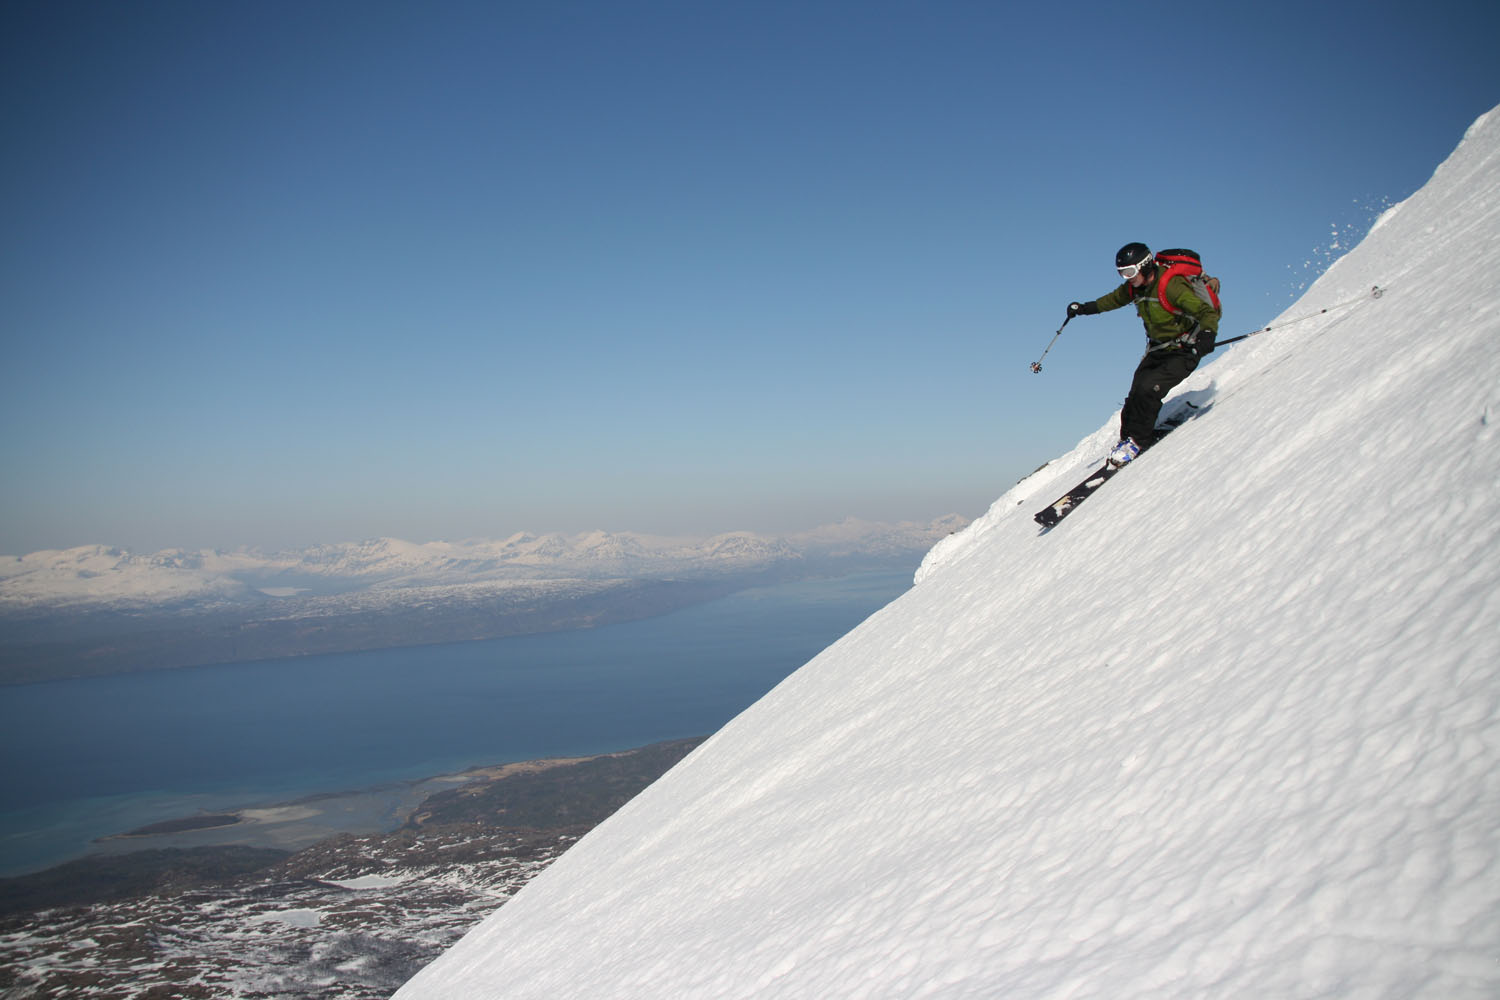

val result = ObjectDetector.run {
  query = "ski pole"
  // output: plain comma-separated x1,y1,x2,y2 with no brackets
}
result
1030,315,1071,373
1217,285,1384,348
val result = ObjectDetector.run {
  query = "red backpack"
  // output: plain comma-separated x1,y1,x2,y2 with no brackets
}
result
1140,248,1222,315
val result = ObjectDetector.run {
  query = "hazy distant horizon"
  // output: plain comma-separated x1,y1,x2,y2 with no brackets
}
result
1,507,971,560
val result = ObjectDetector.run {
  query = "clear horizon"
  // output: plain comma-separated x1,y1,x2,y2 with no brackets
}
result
4,1,1497,554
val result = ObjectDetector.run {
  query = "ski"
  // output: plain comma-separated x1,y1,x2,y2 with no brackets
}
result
1032,402,1204,530
1033,465,1117,528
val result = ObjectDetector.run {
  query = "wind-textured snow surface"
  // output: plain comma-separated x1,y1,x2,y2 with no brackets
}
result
395,107,1500,999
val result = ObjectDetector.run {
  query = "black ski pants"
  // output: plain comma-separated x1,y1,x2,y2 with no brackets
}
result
1121,348,1198,447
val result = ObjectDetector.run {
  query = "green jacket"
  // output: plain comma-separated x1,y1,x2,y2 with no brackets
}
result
1092,272,1220,347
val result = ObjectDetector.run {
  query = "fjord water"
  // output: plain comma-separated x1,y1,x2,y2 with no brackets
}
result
0,571,911,877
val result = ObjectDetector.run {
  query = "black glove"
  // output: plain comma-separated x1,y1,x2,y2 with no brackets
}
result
1194,329,1217,356
1067,301,1098,318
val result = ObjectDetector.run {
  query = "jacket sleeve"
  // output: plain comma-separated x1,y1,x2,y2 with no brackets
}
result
1164,276,1220,334
1091,282,1135,313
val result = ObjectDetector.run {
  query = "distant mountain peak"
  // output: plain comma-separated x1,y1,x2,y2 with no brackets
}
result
0,517,967,611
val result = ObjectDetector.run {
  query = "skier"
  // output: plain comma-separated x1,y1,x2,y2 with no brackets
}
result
1066,242,1220,467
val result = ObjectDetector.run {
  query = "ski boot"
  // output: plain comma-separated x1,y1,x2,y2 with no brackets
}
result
1106,437,1141,469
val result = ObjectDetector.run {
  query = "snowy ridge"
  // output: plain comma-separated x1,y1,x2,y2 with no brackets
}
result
395,105,1500,999
0,518,961,610
0,546,262,607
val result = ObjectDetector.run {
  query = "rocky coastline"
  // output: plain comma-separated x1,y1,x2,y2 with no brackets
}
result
0,736,706,998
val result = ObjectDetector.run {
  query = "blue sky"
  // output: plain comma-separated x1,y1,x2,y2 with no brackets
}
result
3,1,1496,553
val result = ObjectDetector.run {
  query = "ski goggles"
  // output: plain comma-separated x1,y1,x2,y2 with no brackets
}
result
1117,256,1154,280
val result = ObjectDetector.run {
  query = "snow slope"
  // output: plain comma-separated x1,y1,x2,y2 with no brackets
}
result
395,107,1500,999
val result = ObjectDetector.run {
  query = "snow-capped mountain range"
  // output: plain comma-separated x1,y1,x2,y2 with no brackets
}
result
0,517,966,611
394,107,1500,998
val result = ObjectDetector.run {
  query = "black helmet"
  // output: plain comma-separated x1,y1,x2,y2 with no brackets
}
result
1115,242,1153,275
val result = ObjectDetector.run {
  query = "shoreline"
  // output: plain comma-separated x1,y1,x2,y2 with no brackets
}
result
22,747,662,876
0,737,708,920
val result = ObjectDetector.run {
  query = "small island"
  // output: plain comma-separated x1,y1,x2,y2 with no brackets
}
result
105,813,243,839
